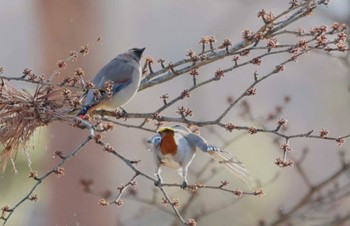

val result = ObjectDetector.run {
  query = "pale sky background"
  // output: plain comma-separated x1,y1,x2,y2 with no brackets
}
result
0,1,349,226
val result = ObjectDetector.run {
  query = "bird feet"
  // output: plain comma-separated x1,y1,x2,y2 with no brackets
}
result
154,173,163,187
99,109,108,117
180,181,188,189
154,179,162,187
115,107,128,118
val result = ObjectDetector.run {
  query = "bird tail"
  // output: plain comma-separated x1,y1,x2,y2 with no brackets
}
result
77,106,90,118
77,102,99,118
208,147,253,187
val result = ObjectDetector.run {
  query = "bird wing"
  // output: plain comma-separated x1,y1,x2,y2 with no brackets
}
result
207,148,253,186
92,55,135,89
173,127,210,152
173,126,253,186
80,56,136,113
172,125,193,133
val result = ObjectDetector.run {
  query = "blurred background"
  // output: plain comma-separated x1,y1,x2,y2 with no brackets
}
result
0,0,349,225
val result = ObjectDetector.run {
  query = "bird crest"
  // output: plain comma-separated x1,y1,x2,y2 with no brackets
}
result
157,127,175,133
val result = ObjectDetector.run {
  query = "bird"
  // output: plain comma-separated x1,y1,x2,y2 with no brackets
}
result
147,125,253,188
77,47,145,117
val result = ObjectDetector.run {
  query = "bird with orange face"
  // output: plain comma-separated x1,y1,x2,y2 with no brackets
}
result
147,125,252,188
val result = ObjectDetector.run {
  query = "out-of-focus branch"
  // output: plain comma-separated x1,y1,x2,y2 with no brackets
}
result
269,162,350,226
1,133,93,225
0,1,349,225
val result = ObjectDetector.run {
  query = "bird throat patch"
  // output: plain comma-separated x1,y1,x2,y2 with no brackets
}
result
160,132,177,156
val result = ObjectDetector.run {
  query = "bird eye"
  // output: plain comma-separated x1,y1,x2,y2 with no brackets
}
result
153,137,161,143
148,136,161,145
